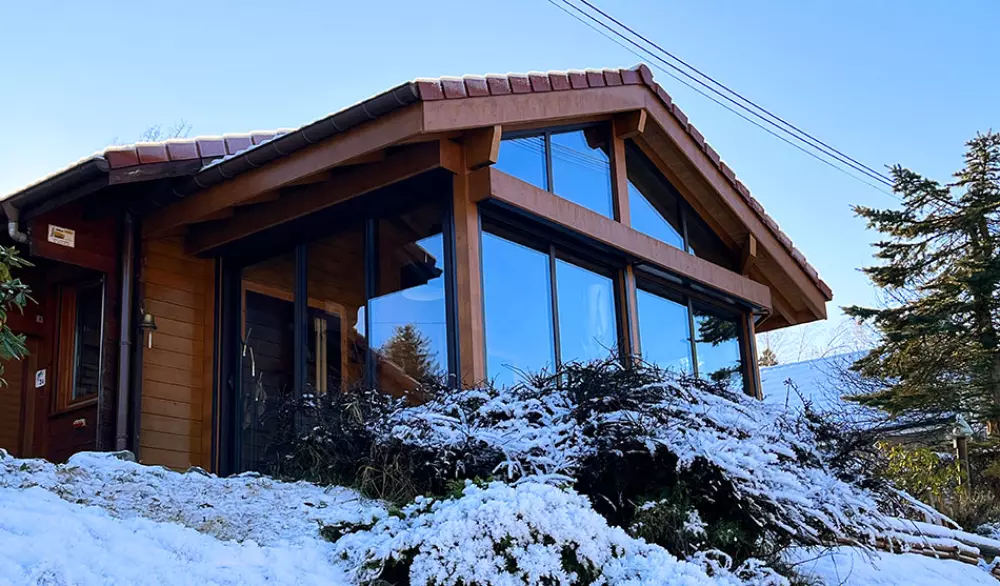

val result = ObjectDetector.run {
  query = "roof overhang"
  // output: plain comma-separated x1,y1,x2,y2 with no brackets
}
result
3,65,831,330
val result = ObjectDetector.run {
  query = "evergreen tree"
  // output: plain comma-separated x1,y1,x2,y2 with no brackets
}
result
382,324,439,384
845,132,1000,428
759,347,778,368
0,246,32,385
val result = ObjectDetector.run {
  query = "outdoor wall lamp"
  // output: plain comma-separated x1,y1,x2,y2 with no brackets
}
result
139,309,158,349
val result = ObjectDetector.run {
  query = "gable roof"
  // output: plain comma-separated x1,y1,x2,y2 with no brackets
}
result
3,64,830,303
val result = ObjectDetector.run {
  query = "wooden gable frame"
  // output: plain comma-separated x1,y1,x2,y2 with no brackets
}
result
145,80,827,331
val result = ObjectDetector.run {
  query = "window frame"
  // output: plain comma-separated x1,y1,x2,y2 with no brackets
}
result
499,123,618,220
634,270,753,395
480,210,630,379
54,277,106,412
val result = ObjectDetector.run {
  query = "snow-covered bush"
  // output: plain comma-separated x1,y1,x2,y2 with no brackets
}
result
268,359,903,576
332,479,789,586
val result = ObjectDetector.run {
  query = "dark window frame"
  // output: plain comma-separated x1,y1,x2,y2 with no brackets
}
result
500,123,618,220
54,276,106,411
635,270,752,396
217,190,461,475
480,209,630,378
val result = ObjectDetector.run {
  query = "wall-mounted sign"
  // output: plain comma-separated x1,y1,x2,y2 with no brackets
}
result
35,368,46,388
47,224,76,248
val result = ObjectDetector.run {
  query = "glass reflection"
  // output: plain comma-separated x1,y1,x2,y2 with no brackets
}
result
370,203,449,393
551,130,613,217
306,227,366,394
240,250,297,472
636,288,693,375
482,233,555,385
496,136,547,191
693,305,744,391
626,144,684,249
555,259,616,363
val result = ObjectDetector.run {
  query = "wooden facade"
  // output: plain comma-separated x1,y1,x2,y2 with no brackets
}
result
0,65,831,472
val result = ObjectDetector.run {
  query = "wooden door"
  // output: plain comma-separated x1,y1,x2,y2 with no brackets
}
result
0,337,39,457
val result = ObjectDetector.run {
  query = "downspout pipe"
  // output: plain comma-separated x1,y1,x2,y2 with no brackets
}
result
2,202,29,244
115,212,136,451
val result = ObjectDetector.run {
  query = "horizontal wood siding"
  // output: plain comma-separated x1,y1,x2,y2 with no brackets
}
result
138,236,215,470
0,355,26,455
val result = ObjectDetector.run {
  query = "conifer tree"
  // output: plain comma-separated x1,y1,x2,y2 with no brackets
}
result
845,132,1000,428
759,347,778,368
382,324,439,384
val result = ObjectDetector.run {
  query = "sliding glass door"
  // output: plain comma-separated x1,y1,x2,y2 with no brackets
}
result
221,198,457,474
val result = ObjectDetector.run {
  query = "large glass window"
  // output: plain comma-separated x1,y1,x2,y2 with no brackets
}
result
635,279,747,392
370,204,450,393
626,144,684,250
555,259,617,364
692,304,744,391
481,233,556,386
497,127,614,218
481,229,623,384
625,143,736,270
635,287,692,375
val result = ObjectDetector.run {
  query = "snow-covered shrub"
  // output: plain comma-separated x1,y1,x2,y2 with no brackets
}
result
332,479,788,586
268,358,899,575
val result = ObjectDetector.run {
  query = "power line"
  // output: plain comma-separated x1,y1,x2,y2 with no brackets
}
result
545,0,897,197
573,0,893,186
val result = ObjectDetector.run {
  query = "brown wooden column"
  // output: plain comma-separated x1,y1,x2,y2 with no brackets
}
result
611,112,645,358
742,313,763,399
452,129,500,386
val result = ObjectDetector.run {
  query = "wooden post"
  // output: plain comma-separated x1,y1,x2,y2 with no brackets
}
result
453,137,489,386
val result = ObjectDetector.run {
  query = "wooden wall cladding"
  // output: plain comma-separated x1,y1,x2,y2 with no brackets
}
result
138,236,215,470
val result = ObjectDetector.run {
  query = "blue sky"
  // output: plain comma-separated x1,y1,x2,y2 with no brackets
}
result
2,1,998,355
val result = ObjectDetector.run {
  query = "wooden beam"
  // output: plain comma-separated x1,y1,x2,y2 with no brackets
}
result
476,168,772,310
609,120,631,225
185,141,454,255
614,109,647,139
463,125,501,170
741,313,763,400
452,162,487,386
740,234,757,275
421,85,646,133
233,191,280,207
144,105,424,238
191,208,233,223
639,93,827,321
284,170,334,187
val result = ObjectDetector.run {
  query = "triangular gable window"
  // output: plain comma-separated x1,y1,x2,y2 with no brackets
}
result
625,142,735,271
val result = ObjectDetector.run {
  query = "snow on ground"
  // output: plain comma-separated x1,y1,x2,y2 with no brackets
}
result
790,546,997,586
0,486,351,586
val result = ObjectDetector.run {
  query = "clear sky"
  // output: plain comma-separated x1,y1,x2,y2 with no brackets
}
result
1,1,998,358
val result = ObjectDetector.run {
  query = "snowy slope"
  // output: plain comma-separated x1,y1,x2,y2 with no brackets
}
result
790,546,997,586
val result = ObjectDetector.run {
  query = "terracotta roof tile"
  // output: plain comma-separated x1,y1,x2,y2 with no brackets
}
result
653,84,673,110
164,140,199,161
549,71,572,91
671,104,689,129
585,69,606,87
195,138,226,159
720,162,737,184
486,74,512,95
528,72,552,92
414,79,445,101
620,67,642,85
440,77,467,99
704,144,722,167
688,125,705,148
603,69,623,86
103,146,140,169
509,73,533,94
224,135,252,156
464,76,490,98
250,132,277,145
568,70,589,89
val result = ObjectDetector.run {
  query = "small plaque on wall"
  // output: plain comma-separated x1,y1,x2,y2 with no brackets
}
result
47,224,75,248
35,369,46,388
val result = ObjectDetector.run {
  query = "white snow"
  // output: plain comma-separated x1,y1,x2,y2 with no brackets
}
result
790,546,997,586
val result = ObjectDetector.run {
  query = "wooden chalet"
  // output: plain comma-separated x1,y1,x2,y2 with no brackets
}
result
0,65,831,473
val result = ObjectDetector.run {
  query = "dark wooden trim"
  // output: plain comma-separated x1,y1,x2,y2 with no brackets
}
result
476,168,772,310
144,105,424,238
184,141,457,255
